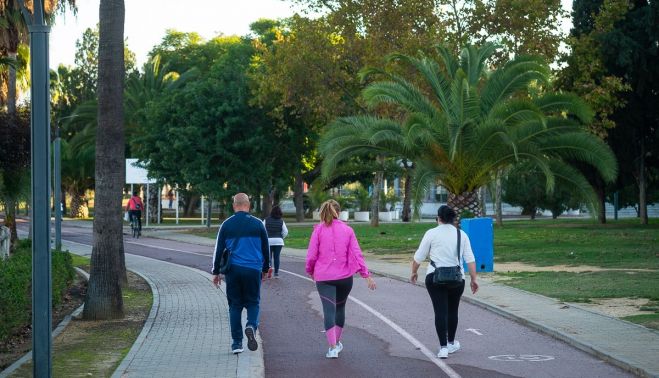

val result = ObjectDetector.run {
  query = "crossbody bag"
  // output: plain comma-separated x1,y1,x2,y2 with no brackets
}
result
430,227,462,285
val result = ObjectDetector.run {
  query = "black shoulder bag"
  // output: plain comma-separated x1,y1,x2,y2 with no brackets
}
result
430,228,462,285
218,248,232,274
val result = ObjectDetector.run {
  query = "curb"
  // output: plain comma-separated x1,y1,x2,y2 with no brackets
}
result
111,269,160,378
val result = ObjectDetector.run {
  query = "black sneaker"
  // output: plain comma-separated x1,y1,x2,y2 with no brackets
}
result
245,326,258,351
231,342,244,354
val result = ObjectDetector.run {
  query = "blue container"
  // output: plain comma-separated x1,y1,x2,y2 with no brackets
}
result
460,217,494,272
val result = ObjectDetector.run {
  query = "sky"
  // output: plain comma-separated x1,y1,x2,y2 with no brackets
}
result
50,0,574,71
49,0,303,70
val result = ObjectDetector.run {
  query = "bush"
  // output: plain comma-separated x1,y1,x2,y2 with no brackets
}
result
0,239,76,340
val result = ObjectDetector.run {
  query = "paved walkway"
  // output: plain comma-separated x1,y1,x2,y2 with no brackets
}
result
63,241,263,378
147,230,659,378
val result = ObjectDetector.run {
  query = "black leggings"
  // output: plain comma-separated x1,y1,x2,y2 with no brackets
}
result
316,276,353,330
270,245,282,273
425,274,465,346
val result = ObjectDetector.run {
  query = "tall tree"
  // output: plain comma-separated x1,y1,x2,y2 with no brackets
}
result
320,44,618,221
599,0,658,225
557,0,630,223
83,0,125,320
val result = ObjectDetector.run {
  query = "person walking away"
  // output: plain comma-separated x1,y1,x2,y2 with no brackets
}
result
126,191,144,235
212,193,270,354
167,189,174,209
306,199,376,359
410,205,479,359
263,205,288,278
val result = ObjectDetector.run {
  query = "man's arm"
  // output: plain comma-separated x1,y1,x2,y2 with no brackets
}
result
211,223,226,275
260,223,270,273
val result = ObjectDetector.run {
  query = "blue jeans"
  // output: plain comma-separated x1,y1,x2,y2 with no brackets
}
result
270,245,282,274
224,264,261,343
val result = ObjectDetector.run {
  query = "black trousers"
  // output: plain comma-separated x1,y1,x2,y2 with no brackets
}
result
316,276,353,330
425,274,465,346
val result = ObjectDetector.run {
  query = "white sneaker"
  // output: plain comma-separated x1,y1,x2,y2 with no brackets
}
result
326,346,339,359
437,347,448,359
335,341,343,354
448,341,461,354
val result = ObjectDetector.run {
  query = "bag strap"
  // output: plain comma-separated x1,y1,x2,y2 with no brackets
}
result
430,226,462,268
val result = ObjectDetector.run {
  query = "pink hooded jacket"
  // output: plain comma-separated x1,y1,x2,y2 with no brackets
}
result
305,219,370,282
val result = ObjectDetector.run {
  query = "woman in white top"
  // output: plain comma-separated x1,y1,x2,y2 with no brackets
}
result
263,205,288,278
410,205,479,359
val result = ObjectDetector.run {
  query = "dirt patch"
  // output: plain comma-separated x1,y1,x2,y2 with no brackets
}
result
495,262,658,273
0,275,87,371
578,298,652,318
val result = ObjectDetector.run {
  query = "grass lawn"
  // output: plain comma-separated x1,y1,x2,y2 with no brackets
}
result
9,255,152,377
189,217,659,329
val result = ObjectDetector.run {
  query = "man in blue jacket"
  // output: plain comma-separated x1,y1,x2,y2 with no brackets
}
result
212,193,270,354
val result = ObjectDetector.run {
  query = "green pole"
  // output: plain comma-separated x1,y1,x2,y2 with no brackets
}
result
20,0,53,375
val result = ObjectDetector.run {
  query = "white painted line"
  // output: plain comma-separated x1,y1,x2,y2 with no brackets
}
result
64,238,211,257
281,269,462,378
489,354,555,362
125,240,211,257
466,328,483,336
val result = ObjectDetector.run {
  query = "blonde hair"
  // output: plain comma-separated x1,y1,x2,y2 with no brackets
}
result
319,199,340,226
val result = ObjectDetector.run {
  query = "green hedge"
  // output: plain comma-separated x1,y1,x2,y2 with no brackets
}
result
0,239,76,340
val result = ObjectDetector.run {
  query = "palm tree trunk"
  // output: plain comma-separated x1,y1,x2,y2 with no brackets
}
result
447,190,481,225
294,171,305,222
7,52,17,118
84,0,126,320
370,169,383,227
495,172,503,227
69,188,88,218
402,173,412,222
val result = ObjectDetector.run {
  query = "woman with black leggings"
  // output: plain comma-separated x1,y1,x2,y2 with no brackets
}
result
411,205,479,359
306,200,376,359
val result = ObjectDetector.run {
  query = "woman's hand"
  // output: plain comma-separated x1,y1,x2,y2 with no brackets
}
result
365,276,376,290
470,278,479,294
410,272,418,284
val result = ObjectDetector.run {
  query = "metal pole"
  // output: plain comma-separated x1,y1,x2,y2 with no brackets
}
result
614,191,619,221
22,0,53,374
157,185,161,224
146,183,150,228
54,130,61,250
201,196,205,225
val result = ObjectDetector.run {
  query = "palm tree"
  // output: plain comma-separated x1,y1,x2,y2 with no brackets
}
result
320,44,618,221
83,0,125,320
0,0,75,116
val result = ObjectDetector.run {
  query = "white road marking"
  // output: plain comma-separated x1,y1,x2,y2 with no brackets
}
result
489,355,555,362
466,328,483,336
281,269,462,378
64,237,211,257
125,241,211,257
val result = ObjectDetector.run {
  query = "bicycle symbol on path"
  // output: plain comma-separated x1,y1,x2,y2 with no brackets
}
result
489,354,555,362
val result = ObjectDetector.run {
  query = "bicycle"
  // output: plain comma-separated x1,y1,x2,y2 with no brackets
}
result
130,213,141,238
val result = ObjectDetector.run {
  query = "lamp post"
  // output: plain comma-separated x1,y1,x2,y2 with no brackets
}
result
18,0,52,375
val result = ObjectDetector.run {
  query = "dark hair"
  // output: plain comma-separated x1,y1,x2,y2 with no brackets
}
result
270,205,283,219
437,205,456,224
132,191,139,196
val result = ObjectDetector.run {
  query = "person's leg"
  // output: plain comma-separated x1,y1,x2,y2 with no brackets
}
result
224,266,245,344
272,245,282,274
447,281,466,343
136,210,142,232
316,281,338,346
242,265,262,330
425,274,449,346
333,276,353,342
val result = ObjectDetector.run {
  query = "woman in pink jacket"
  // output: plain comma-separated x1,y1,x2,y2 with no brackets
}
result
306,199,376,359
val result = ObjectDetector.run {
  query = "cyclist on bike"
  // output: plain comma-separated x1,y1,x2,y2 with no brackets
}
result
126,191,144,235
